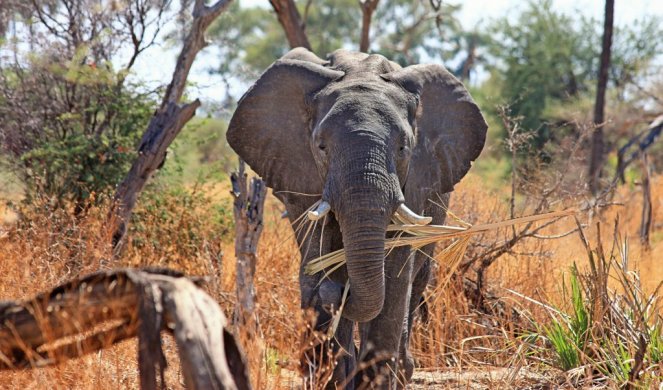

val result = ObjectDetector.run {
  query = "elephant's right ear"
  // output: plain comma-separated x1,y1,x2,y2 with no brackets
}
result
227,59,344,196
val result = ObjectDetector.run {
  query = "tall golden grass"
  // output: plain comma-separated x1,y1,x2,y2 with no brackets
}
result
0,173,660,388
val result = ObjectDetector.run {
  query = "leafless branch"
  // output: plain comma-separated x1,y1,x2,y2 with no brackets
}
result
269,0,312,50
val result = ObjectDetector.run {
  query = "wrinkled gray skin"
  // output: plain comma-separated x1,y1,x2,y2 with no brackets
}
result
227,48,487,389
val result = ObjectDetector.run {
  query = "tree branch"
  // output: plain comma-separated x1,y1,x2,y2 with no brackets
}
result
110,0,233,254
359,0,379,52
269,0,312,50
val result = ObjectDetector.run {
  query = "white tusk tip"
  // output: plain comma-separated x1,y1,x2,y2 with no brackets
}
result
395,204,432,225
307,201,331,221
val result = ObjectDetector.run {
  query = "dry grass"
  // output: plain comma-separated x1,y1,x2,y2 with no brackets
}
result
0,173,661,388
304,209,575,276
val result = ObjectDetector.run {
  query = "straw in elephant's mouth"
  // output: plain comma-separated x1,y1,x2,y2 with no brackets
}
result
303,208,575,277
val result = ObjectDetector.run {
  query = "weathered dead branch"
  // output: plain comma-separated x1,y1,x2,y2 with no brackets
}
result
231,161,266,329
615,115,663,184
0,268,251,390
639,153,652,247
110,0,233,255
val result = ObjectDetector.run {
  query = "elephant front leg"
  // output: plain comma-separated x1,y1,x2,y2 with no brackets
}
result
397,196,448,387
397,249,432,387
356,246,413,389
300,277,357,390
291,208,355,389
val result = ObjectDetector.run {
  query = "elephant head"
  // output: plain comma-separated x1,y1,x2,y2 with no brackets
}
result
227,48,487,323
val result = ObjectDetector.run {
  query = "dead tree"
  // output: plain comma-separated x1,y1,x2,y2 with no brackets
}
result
0,268,251,390
588,0,614,194
269,0,311,50
359,0,380,52
110,0,233,254
231,161,266,329
640,153,652,248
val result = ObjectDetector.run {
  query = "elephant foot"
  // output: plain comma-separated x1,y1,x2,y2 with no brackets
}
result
300,284,356,390
354,347,399,389
301,338,352,390
396,354,415,389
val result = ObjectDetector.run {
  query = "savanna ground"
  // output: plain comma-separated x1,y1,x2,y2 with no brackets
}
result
0,167,661,389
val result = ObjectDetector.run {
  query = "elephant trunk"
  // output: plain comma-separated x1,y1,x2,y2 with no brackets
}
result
328,150,401,323
339,220,386,322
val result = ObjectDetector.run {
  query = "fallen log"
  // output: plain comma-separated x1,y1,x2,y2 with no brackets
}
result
0,268,251,390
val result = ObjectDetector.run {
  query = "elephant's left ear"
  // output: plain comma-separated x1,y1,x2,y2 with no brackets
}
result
383,64,487,195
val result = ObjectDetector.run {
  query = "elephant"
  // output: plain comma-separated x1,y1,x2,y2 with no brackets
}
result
226,47,487,389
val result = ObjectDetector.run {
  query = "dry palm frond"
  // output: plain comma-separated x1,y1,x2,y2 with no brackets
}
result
305,209,574,276
327,280,350,338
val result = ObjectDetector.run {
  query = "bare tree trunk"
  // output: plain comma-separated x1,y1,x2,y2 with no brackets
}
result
640,153,652,248
231,161,266,328
110,0,233,254
0,268,251,390
230,161,266,386
588,0,614,194
269,0,311,50
359,0,379,52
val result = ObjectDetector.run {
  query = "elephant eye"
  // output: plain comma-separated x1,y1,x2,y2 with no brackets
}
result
399,144,410,157
319,144,326,151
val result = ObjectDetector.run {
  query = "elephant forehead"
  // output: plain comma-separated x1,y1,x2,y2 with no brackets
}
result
328,49,401,74
318,92,406,130
317,79,412,116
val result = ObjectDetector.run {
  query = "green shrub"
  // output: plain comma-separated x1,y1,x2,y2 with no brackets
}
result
19,87,153,211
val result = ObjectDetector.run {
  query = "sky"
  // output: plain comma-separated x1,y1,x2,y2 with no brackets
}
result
125,0,663,109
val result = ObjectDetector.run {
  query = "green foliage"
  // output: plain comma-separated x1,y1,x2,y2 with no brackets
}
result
487,0,662,148
0,38,158,212
650,325,663,364
0,0,174,213
163,117,235,184
543,265,589,371
371,0,461,66
18,84,154,209
568,265,589,347
545,320,580,371
304,0,361,55
488,0,595,142
210,2,288,80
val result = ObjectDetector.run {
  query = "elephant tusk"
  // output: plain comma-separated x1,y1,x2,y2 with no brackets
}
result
394,204,432,225
307,200,331,221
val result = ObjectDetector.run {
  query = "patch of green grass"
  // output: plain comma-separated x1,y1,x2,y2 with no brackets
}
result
264,347,282,375
542,265,590,371
528,224,663,387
